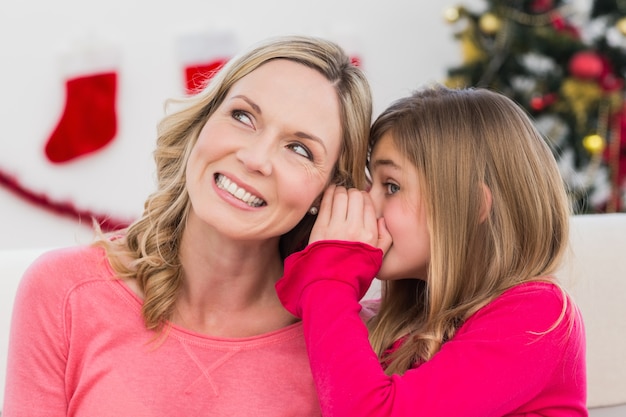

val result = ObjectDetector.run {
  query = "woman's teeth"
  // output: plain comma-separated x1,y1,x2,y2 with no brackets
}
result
215,174,265,207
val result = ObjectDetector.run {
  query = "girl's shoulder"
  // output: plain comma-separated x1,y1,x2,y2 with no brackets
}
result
498,280,568,308
466,280,582,337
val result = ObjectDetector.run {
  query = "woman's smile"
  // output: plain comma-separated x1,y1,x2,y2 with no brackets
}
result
215,173,266,207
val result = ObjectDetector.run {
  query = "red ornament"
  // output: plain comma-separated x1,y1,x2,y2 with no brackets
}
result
615,108,626,182
597,56,624,92
600,72,624,92
569,51,604,79
606,109,626,211
550,14,581,38
531,0,553,13
530,96,543,111
530,93,557,112
551,14,565,30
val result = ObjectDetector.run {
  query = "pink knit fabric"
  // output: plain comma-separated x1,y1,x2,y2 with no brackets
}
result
4,246,321,416
276,240,588,417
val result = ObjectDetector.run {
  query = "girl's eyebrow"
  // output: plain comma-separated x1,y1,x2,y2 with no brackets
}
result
370,158,401,171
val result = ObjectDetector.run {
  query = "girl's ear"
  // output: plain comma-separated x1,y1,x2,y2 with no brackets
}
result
480,183,493,223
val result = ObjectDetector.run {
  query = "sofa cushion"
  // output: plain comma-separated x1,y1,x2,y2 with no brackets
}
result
557,214,626,408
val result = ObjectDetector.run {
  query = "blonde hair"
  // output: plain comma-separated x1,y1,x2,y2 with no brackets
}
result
95,35,372,331
367,85,571,375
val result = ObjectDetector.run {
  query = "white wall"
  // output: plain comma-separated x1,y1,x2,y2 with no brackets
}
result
0,0,589,250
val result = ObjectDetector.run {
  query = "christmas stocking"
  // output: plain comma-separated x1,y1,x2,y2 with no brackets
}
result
328,26,364,68
177,30,239,94
45,41,119,163
185,60,226,95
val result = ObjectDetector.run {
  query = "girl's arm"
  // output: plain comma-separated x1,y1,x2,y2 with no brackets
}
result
276,186,585,417
277,241,584,417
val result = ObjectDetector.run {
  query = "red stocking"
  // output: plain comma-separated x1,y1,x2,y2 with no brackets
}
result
185,59,228,94
44,40,119,164
45,71,117,163
350,55,363,67
178,30,239,95
327,27,364,69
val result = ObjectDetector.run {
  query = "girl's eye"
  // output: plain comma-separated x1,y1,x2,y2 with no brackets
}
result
288,142,313,160
232,110,253,127
385,182,400,195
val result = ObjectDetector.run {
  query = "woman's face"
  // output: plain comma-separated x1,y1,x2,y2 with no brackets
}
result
368,133,431,281
186,59,343,241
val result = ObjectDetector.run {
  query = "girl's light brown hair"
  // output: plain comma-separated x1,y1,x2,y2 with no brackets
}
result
95,35,372,332
367,85,571,374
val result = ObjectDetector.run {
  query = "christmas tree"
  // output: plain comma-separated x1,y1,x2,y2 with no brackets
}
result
444,0,626,213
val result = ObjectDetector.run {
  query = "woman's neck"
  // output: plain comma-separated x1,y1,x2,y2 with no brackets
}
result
170,221,295,337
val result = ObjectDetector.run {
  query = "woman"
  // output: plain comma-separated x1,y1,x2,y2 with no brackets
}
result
4,35,372,416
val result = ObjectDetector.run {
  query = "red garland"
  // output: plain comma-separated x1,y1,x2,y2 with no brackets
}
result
0,168,133,232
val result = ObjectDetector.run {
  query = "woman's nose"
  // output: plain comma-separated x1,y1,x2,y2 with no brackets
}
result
236,136,274,176
368,186,384,218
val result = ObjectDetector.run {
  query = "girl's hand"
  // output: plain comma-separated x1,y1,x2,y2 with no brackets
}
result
310,185,392,255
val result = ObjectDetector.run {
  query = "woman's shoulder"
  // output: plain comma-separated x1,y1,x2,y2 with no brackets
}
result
30,244,109,272
19,245,115,295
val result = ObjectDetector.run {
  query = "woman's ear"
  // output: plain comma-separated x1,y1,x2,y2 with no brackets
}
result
310,194,323,212
479,183,493,223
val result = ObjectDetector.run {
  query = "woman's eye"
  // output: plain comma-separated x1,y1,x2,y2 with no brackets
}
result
232,110,253,126
385,182,400,195
289,143,313,160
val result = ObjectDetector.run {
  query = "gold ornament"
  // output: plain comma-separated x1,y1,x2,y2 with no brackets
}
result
459,29,488,64
583,133,606,155
617,17,626,36
559,78,603,133
444,76,469,89
444,6,461,23
479,13,502,35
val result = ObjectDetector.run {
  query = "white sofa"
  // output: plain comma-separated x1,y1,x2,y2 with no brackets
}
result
2,214,626,414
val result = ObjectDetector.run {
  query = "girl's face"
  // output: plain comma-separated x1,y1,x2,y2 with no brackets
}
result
185,59,342,242
368,133,431,281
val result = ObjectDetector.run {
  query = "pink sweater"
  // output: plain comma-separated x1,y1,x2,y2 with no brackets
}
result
4,246,322,417
276,241,588,417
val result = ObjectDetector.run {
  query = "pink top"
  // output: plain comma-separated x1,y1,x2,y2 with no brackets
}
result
276,240,588,417
4,246,321,417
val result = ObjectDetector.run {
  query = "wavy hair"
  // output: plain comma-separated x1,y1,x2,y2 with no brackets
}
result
366,85,571,375
95,35,372,331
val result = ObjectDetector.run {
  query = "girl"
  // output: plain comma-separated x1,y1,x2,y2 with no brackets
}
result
276,85,587,416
